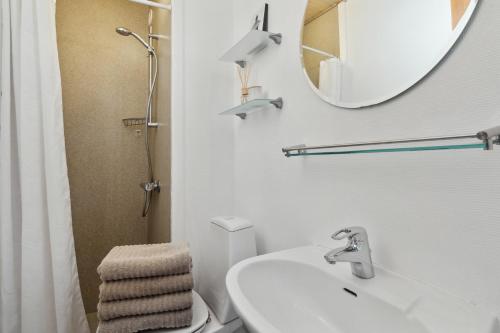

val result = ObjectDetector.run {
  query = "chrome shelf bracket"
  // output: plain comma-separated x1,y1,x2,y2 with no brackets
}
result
235,60,247,68
269,33,282,45
270,97,284,109
476,125,500,150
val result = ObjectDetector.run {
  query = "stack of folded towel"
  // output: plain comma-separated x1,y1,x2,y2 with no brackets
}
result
96,242,194,333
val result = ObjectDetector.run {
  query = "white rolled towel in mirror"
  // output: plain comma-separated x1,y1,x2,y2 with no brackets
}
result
319,57,342,104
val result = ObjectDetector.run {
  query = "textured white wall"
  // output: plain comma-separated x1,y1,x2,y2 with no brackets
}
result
173,0,500,315
339,0,454,104
171,0,236,281
230,0,500,313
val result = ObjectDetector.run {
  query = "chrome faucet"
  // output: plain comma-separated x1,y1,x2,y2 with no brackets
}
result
324,227,375,279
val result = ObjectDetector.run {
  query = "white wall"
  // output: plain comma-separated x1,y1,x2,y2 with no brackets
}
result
171,0,235,281
339,0,454,105
174,0,500,315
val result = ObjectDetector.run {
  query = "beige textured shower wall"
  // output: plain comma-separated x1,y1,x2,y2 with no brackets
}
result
57,0,152,313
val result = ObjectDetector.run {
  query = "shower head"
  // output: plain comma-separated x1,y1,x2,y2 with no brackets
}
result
115,27,155,54
116,27,132,36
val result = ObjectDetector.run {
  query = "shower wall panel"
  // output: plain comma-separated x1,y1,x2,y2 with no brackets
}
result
57,0,150,313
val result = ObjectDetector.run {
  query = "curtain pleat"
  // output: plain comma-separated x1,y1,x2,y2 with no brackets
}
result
0,0,90,332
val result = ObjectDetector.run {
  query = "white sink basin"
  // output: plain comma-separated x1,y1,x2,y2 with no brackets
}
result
226,246,499,333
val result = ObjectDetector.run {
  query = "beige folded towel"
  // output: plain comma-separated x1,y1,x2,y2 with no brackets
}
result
97,291,193,321
97,242,192,281
99,273,194,301
97,308,193,333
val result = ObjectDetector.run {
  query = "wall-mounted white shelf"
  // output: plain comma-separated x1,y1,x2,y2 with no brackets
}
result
220,30,282,68
220,98,283,120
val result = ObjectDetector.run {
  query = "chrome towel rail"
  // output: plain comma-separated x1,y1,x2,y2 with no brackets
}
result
282,126,500,157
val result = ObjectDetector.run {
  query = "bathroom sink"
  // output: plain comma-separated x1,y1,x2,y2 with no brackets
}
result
226,246,499,333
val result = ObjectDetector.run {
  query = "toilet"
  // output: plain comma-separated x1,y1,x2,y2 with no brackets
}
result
156,216,257,333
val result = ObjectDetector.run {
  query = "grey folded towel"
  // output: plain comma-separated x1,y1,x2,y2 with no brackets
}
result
97,291,193,321
97,242,192,281
99,273,194,301
97,308,193,333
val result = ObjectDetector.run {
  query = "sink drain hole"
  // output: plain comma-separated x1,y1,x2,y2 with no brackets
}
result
343,288,358,297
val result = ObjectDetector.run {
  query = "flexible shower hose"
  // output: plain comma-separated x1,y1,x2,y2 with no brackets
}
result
142,49,158,217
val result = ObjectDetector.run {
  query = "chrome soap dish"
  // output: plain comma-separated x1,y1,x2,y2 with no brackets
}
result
122,117,146,127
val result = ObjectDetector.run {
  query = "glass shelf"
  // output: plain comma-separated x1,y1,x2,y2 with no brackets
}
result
283,126,500,158
285,143,486,157
220,30,282,67
220,98,283,119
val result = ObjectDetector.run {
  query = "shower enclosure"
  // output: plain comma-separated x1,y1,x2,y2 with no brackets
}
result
56,0,172,330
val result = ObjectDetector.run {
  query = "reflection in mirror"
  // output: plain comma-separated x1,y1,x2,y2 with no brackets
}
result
301,0,478,108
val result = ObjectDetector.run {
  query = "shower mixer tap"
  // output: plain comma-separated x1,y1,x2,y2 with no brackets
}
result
141,180,161,193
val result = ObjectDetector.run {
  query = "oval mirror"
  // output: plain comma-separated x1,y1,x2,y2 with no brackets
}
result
301,0,478,108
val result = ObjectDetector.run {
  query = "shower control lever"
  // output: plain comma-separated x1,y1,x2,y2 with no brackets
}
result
141,180,161,193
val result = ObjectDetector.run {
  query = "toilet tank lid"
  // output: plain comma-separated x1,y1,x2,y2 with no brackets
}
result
209,216,253,232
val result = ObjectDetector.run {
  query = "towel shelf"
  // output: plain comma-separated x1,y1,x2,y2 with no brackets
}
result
282,126,500,157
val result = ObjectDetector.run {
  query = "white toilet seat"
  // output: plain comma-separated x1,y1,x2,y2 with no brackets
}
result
153,291,210,333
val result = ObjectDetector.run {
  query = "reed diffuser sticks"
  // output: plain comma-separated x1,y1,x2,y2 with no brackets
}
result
237,65,251,104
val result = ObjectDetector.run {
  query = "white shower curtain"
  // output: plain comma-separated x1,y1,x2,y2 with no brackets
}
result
0,0,90,332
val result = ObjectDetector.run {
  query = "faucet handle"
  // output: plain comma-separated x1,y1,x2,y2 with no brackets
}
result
331,227,368,241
